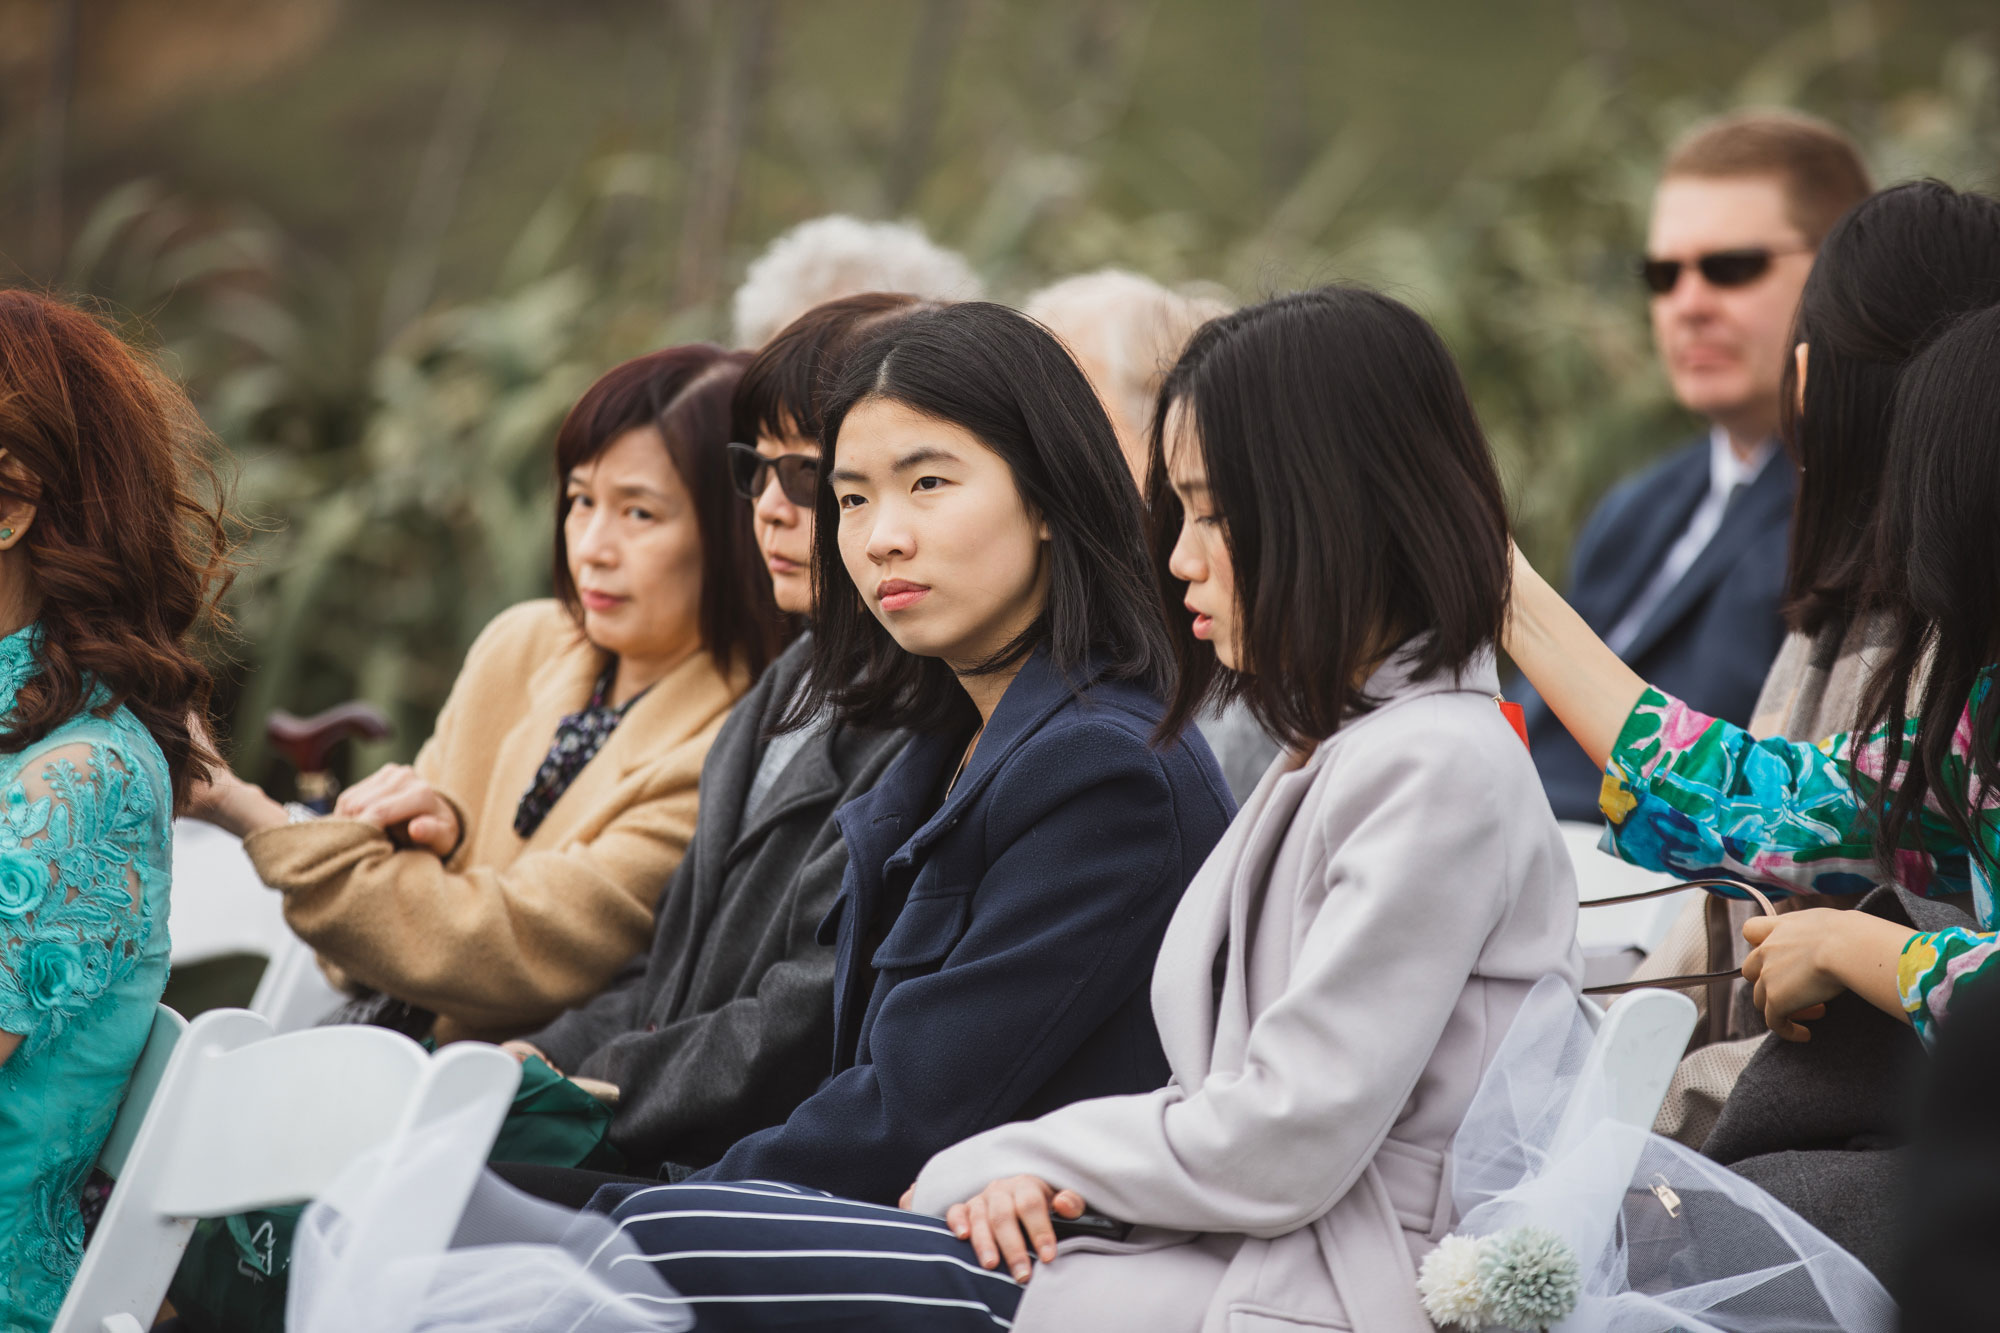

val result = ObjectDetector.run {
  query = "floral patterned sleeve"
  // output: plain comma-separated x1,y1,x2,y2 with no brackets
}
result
0,739,155,1060
1599,675,2000,1043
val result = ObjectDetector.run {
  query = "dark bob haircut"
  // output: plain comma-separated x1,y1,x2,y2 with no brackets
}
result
1149,285,1510,751
789,301,1172,734
551,344,787,680
733,291,946,446
1780,180,2000,638
1857,303,2000,885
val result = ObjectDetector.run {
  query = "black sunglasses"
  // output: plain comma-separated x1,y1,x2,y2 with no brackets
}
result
727,442,820,507
1639,246,1808,296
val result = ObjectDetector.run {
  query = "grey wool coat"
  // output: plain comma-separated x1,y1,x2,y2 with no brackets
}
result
913,647,1582,1333
529,633,907,1170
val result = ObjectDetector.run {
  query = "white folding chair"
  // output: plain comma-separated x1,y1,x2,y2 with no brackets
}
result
246,928,348,1033
52,1008,520,1333
1541,987,1698,1275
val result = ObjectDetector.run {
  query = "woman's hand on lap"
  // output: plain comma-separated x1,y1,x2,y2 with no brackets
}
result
335,764,462,856
946,1175,1085,1283
1741,908,1915,1039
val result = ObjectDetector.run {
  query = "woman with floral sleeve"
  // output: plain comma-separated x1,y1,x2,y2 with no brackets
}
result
1507,301,2000,1046
0,292,232,1331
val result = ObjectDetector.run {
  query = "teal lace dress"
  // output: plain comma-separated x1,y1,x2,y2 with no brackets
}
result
0,625,174,1332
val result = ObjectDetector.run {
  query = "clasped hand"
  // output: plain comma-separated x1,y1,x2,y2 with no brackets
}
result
898,1175,1086,1284
334,763,461,856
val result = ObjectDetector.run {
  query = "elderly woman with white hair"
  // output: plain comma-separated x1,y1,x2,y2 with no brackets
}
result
730,215,983,348
1028,268,1274,801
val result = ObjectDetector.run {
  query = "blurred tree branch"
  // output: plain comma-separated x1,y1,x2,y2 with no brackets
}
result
673,0,774,312
377,28,510,350
884,0,969,214
32,0,80,278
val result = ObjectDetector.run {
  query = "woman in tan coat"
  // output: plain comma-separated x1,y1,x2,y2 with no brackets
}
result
192,346,784,1043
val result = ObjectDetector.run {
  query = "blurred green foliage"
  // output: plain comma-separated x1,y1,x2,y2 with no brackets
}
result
35,11,2000,777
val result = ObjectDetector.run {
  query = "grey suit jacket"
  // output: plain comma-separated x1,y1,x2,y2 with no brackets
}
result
529,633,907,1170
914,647,1581,1333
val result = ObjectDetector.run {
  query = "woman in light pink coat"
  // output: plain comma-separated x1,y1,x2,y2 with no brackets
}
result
909,286,1582,1332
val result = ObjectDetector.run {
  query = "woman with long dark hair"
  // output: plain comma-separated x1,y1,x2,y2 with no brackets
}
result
1506,300,2000,1046
191,346,782,1044
0,291,232,1331
1757,179,2000,738
1614,180,2000,1144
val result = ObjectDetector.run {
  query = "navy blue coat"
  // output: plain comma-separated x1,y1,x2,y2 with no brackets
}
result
1510,436,1795,821
689,646,1235,1203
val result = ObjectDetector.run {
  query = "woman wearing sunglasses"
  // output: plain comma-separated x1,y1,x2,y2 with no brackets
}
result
190,347,782,1044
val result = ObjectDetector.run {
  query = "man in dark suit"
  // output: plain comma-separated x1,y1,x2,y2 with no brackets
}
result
1514,111,1871,821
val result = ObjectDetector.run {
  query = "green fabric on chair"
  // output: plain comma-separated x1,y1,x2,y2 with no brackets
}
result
489,1055,626,1172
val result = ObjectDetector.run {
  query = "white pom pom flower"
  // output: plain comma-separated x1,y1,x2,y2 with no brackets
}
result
1417,1233,1490,1331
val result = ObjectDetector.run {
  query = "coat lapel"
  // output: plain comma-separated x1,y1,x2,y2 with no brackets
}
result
518,645,742,849
482,627,605,852
1579,441,1710,631
883,645,1086,878
1616,451,1795,665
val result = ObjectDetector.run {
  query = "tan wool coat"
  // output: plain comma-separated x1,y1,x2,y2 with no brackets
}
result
913,648,1582,1333
243,599,746,1044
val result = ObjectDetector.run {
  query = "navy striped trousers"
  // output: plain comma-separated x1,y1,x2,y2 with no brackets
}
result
599,1180,1025,1330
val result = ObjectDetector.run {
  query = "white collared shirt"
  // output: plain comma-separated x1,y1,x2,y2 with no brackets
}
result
1604,427,1779,657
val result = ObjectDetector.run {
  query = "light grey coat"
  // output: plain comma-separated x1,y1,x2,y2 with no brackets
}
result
913,648,1581,1332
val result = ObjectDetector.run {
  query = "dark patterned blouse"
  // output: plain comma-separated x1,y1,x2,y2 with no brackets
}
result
513,661,649,839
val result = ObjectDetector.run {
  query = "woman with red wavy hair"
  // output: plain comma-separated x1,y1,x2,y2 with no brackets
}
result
0,290,231,1331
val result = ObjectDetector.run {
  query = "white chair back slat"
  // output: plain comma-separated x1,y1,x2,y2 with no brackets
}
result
97,1005,188,1180
152,1025,432,1216
1539,987,1697,1277
1557,988,1699,1154
51,1008,520,1333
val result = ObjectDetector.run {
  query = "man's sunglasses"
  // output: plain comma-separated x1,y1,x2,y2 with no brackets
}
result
1639,246,1808,296
727,442,820,507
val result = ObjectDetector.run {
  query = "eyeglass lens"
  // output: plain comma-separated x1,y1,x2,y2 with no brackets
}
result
1640,248,1776,295
727,443,820,506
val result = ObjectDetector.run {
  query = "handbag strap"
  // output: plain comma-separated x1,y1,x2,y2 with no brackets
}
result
1579,878,1777,996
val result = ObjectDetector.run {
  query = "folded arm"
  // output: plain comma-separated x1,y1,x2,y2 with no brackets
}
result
245,776,697,1034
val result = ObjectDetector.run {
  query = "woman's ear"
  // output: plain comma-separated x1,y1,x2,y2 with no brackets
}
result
0,453,38,549
1793,342,1809,419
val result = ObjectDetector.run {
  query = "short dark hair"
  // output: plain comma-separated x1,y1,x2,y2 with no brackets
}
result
790,302,1172,734
1781,181,2000,637
733,292,945,447
1858,302,2000,884
551,345,787,679
1663,109,1873,244
1150,286,1511,751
